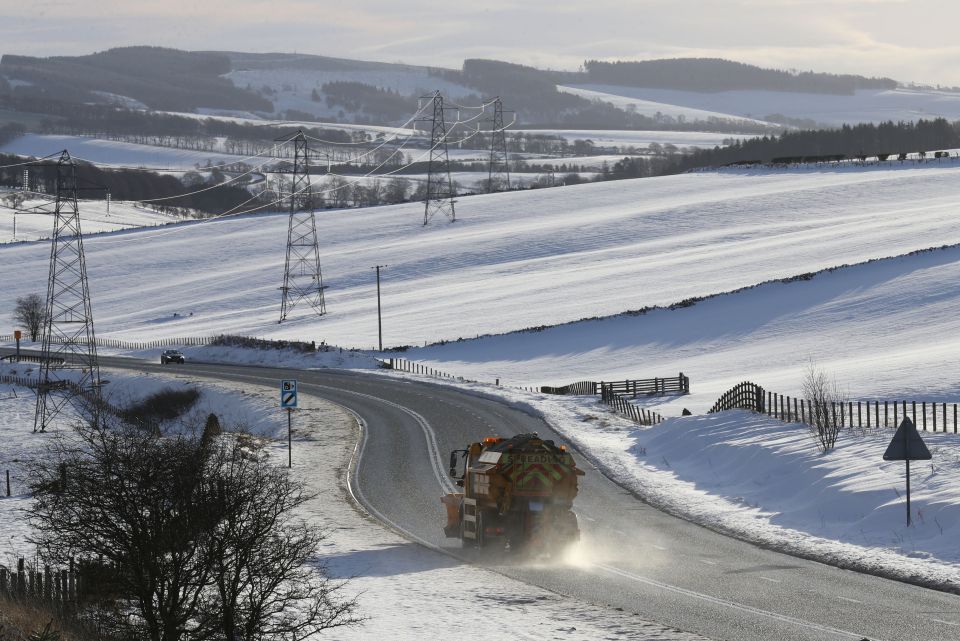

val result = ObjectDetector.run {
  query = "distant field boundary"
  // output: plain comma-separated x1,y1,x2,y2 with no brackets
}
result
421,240,960,347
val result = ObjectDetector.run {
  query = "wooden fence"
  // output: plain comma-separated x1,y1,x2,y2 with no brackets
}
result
600,385,665,426
0,373,40,388
600,374,689,397
0,558,80,605
0,354,64,365
710,381,960,433
0,335,216,350
542,374,690,396
540,380,596,395
383,357,540,393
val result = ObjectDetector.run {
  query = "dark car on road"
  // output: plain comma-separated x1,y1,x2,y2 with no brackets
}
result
160,349,185,364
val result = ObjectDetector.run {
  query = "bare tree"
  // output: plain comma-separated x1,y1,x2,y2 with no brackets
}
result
802,361,846,453
202,438,361,641
29,412,360,641
14,293,46,341
385,178,410,204
29,421,217,641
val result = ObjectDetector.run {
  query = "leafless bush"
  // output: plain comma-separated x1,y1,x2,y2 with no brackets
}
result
802,362,847,453
13,294,47,342
28,415,361,641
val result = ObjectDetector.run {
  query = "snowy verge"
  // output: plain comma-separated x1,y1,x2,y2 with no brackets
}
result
0,363,283,568
366,368,960,593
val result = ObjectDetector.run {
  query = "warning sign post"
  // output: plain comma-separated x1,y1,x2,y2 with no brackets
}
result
281,380,298,468
882,417,932,526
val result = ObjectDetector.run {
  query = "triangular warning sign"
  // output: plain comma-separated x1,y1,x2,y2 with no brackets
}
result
882,417,932,461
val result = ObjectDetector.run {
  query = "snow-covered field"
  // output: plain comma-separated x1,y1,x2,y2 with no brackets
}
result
558,85,775,126
0,193,180,243
3,160,960,351
0,134,250,171
563,84,960,127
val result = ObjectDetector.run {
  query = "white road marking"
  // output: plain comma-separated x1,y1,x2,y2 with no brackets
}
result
598,565,883,641
837,596,861,604
652,544,667,551
700,559,718,566
238,372,886,641
759,576,781,583
931,618,958,626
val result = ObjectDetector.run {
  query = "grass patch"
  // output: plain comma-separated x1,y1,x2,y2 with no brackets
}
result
0,594,108,641
122,386,201,427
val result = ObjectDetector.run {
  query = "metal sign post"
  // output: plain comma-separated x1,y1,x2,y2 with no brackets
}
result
287,408,293,468
281,379,298,468
14,330,21,362
882,417,932,526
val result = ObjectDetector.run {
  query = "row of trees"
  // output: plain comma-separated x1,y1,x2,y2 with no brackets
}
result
667,118,960,171
318,82,416,121
580,58,896,95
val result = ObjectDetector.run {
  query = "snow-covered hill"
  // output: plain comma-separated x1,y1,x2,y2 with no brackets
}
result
562,84,960,127
0,193,180,243
1,160,960,355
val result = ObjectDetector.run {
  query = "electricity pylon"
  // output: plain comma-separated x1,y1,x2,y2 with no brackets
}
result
486,97,511,193
418,92,456,225
34,150,102,432
279,131,326,322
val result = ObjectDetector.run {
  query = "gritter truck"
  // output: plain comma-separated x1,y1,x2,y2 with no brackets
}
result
441,433,584,554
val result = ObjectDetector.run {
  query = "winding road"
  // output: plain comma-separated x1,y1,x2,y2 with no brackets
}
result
36,356,960,641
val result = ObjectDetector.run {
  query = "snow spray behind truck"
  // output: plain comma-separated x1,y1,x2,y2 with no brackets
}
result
442,433,584,554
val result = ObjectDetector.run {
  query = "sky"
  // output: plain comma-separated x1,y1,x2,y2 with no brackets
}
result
1,0,959,86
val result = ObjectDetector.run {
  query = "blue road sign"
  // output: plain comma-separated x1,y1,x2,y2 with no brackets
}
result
281,379,298,408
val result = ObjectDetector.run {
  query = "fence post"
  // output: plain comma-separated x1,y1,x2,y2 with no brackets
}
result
910,401,915,428
68,558,76,601
17,558,25,597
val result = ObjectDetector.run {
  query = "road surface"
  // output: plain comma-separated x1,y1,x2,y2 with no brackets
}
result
21,355,960,641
